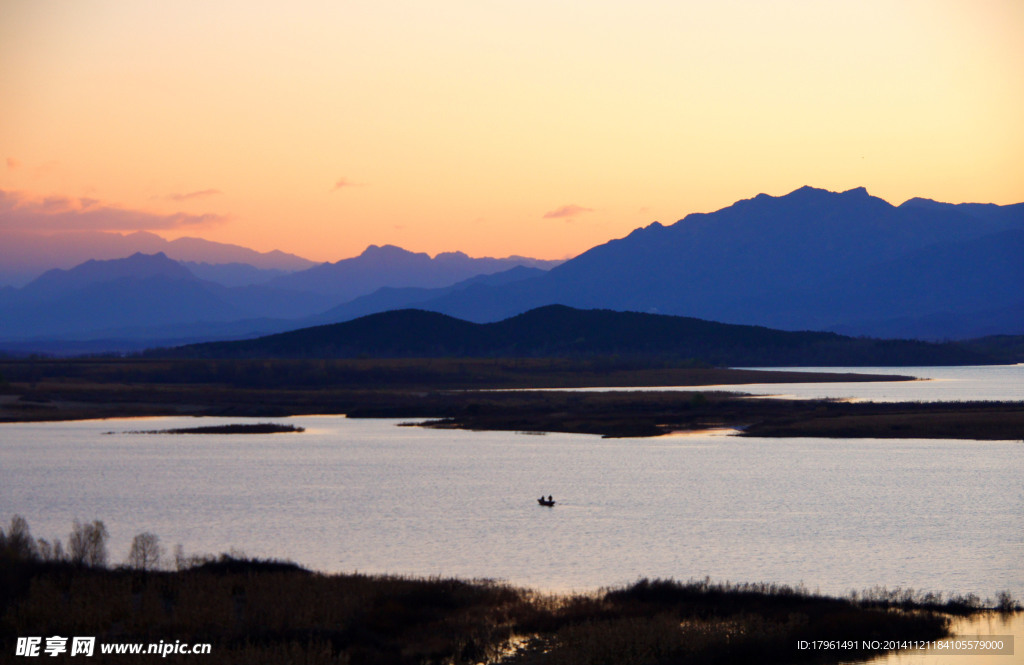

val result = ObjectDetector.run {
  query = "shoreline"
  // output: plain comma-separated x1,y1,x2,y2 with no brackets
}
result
2,360,1021,439
4,389,1024,441
4,543,1019,665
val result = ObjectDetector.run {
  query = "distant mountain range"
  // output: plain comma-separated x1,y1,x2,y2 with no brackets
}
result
160,305,998,366
265,244,562,302
0,248,559,350
0,230,317,286
316,187,1022,340
0,186,1021,353
0,252,325,342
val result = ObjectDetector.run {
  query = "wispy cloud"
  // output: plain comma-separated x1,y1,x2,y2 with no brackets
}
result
0,189,224,233
166,189,222,202
543,204,594,219
332,177,363,192
6,157,20,170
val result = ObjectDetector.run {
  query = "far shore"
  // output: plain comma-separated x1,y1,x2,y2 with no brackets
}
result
2,358,1021,439
110,422,305,435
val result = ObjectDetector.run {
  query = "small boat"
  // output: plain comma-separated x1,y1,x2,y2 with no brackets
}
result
538,497,556,507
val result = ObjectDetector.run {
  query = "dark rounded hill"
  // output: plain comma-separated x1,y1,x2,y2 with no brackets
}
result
158,305,991,367
175,309,483,358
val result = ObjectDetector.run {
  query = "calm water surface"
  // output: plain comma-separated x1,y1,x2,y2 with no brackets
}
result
1,414,1020,603
733,364,1024,402
863,613,1023,665
554,364,1024,402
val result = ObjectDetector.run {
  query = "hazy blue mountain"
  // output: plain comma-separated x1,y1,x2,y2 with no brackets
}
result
269,244,562,302
0,253,331,341
0,230,317,285
310,265,548,324
3,187,1020,350
0,251,557,347
0,275,243,340
374,187,1023,339
164,305,994,366
2,252,195,305
157,235,315,270
182,262,291,287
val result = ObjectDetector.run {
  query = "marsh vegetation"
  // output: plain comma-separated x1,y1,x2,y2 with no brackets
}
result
3,516,1018,665
114,423,305,435
2,357,1021,439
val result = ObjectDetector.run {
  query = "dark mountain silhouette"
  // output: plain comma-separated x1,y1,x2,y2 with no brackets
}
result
165,305,991,366
343,187,1022,340
268,244,563,302
2,187,1020,351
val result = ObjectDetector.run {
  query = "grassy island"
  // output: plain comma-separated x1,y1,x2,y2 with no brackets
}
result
117,422,305,435
1,357,1021,439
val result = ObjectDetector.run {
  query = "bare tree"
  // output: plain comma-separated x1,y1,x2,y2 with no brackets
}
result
1,515,37,561
36,539,56,561
127,532,162,572
69,519,109,568
173,543,188,571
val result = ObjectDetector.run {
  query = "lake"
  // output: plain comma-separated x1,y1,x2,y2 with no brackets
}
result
1,410,1020,600
3,365,1022,662
544,364,1024,402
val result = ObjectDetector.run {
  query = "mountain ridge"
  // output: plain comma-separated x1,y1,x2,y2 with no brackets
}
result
0,230,318,285
1,186,1020,349
0,249,561,345
329,186,1022,340
163,304,996,366
268,244,563,301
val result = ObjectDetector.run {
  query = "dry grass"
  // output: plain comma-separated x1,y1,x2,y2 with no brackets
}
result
2,357,1020,440
5,545,1015,665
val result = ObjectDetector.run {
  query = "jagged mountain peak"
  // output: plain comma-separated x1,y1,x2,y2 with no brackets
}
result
741,185,875,206
402,187,1022,340
358,244,426,259
26,251,195,293
273,244,561,301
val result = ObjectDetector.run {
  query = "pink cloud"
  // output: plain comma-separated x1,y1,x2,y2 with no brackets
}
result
0,189,224,233
6,157,20,170
332,177,363,192
167,189,222,202
543,204,594,219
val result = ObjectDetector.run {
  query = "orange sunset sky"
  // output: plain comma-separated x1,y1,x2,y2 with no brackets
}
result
2,0,1022,262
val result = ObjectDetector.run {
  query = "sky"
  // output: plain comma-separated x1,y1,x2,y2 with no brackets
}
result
1,0,1022,262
